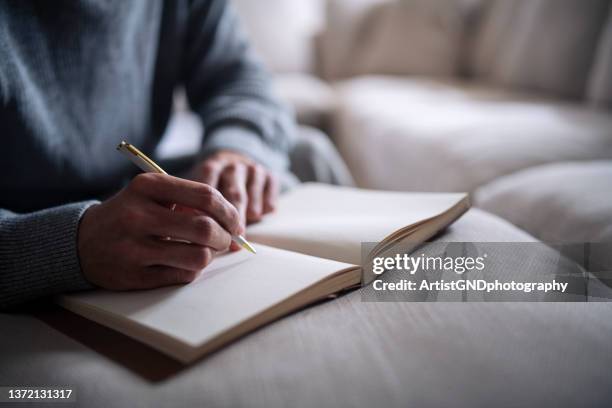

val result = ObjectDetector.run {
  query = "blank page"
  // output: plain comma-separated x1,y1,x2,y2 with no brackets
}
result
59,245,354,360
247,184,467,264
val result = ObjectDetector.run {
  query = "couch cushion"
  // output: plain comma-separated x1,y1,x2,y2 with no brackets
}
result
231,0,325,73
470,0,610,99
588,8,612,107
320,0,485,80
273,73,337,129
332,76,612,192
5,209,612,408
346,0,471,78
318,0,391,80
475,161,612,243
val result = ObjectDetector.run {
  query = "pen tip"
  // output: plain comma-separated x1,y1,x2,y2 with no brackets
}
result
243,243,257,255
234,235,256,254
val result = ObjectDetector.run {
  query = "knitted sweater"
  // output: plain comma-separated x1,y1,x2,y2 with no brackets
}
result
0,0,295,308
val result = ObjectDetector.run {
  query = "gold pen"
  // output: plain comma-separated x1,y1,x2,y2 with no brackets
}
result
117,141,257,254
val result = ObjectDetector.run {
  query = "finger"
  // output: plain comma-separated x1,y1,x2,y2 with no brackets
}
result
146,207,232,251
137,266,201,289
144,240,216,272
172,204,200,215
130,173,242,235
246,164,266,222
263,173,279,213
219,163,248,228
198,159,224,189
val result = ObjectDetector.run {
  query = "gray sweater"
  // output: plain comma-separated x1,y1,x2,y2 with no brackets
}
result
0,0,296,308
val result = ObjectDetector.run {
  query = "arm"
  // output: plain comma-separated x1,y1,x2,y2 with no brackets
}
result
181,0,297,225
1,175,244,310
181,0,296,170
0,203,96,309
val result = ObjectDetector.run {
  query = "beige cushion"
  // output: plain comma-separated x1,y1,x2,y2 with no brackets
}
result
348,0,477,78
231,0,325,73
475,161,612,243
318,0,391,80
588,8,612,107
273,73,337,128
333,76,612,192
470,0,610,99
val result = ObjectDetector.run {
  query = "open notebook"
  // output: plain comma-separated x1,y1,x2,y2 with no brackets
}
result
59,184,469,363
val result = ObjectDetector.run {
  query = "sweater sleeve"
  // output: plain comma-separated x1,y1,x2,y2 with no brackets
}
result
181,0,297,173
0,201,98,309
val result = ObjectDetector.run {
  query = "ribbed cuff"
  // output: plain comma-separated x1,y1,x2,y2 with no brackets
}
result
201,125,290,172
0,201,98,308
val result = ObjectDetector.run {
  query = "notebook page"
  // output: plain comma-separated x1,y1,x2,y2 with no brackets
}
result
59,245,354,349
247,184,467,264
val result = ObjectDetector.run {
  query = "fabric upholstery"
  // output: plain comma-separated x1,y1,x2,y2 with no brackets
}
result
317,0,391,79
5,209,612,407
333,76,612,192
588,7,612,107
475,161,612,243
231,0,326,73
347,0,476,78
273,73,337,129
289,126,355,186
470,0,610,99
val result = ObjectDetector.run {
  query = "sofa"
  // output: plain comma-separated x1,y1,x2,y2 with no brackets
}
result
3,2,612,405
3,209,612,407
229,0,612,248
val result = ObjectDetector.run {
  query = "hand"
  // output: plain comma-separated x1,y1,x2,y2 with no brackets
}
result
191,151,279,227
78,173,242,290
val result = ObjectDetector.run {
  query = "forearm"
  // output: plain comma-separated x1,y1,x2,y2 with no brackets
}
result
182,0,297,172
201,125,292,173
0,202,97,309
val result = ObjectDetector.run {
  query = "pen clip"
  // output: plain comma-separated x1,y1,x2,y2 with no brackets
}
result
117,141,167,174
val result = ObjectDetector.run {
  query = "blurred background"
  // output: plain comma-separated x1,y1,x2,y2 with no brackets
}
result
160,0,612,248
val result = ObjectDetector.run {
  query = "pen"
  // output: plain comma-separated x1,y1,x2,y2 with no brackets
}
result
117,141,257,254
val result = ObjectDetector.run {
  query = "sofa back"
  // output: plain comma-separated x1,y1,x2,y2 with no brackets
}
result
470,0,611,101
587,7,612,107
231,0,490,80
231,0,612,105
230,0,326,73
317,0,391,79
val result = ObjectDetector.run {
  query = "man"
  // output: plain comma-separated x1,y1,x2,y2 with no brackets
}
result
0,0,345,308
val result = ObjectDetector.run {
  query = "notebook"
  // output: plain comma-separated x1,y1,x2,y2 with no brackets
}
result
58,184,469,363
